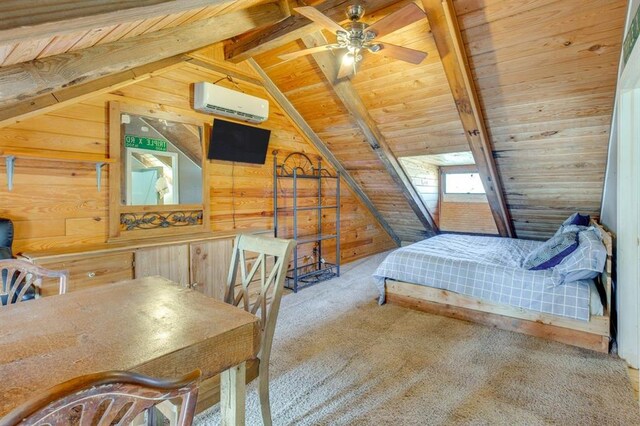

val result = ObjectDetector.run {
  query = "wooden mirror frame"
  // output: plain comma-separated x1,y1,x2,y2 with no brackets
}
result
108,101,210,241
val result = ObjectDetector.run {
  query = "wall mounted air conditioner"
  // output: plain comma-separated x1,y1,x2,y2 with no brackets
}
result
194,82,268,123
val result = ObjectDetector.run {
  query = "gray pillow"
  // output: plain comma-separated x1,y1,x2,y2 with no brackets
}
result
523,231,580,270
554,227,606,284
554,224,588,237
553,213,591,236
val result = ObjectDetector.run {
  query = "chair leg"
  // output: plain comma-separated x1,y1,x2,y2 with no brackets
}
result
258,366,272,426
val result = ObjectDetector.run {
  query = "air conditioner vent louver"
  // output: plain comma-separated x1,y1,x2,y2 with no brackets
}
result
194,82,268,123
204,104,264,122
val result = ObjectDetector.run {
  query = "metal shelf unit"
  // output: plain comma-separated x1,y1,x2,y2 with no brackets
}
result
273,151,340,292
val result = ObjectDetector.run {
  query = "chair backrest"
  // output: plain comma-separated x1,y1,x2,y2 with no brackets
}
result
0,370,201,426
225,234,295,363
0,259,68,306
0,218,14,255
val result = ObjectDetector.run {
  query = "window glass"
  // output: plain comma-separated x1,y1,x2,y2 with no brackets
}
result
445,173,485,194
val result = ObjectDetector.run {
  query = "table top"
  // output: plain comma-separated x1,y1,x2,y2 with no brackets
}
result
0,276,260,418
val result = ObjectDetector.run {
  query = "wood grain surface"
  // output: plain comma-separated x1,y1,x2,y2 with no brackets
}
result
253,0,624,241
0,3,285,106
0,44,395,264
0,276,260,418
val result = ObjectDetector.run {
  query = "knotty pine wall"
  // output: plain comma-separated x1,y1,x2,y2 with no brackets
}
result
255,0,624,241
455,0,626,239
0,45,396,263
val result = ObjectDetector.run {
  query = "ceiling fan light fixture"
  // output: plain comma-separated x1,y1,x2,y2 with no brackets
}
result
283,3,428,75
342,52,355,66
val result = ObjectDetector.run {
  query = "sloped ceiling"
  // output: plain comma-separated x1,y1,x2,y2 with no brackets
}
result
457,0,626,239
0,0,627,242
253,1,461,242
0,1,268,65
251,0,626,240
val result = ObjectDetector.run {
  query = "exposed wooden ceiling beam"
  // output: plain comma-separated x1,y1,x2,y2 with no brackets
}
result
0,55,188,129
224,0,402,63
0,0,235,45
422,0,514,237
0,3,287,107
248,58,402,246
302,32,438,236
0,52,269,129
185,57,264,87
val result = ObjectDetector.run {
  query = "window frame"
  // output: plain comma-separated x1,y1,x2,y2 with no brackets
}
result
442,171,486,195
439,165,487,203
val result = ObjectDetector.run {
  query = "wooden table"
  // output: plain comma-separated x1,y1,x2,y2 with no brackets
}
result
0,276,260,425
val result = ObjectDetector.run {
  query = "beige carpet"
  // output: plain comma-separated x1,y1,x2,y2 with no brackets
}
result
196,251,640,425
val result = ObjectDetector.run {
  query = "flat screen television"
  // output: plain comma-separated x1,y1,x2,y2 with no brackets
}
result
208,119,271,164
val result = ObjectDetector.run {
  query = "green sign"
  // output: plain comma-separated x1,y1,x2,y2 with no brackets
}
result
624,6,640,67
124,135,167,152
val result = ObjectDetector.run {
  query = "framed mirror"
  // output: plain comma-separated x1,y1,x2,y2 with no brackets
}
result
108,102,210,240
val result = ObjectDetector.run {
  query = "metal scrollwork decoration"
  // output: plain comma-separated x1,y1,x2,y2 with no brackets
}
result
120,211,203,231
278,152,317,177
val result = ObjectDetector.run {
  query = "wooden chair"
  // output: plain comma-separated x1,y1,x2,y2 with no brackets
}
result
0,370,201,426
224,234,295,425
0,259,68,306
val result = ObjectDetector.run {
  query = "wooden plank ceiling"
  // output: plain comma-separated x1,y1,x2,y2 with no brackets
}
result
0,1,268,66
0,0,627,241
249,0,625,240
456,0,626,239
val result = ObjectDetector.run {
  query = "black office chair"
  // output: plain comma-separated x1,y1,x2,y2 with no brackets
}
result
0,218,14,259
0,218,36,304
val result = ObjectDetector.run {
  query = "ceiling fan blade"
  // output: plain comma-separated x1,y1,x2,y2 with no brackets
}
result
294,6,345,34
375,43,428,64
337,54,355,80
366,3,426,39
279,44,341,62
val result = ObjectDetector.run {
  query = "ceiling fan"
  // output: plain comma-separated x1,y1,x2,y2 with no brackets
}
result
278,3,428,79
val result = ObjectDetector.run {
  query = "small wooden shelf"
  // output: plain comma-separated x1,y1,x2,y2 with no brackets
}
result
0,148,115,164
0,148,113,191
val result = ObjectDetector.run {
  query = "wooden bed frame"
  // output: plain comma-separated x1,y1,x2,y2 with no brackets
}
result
385,220,613,353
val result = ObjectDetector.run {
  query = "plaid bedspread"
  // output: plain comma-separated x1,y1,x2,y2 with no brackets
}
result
373,234,592,321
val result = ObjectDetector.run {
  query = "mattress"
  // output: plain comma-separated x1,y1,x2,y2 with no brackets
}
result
373,234,602,321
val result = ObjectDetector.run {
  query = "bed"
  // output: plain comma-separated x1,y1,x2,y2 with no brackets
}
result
373,220,612,353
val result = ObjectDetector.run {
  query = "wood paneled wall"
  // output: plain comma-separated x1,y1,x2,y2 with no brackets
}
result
254,0,623,242
440,200,498,234
0,44,396,262
399,157,439,226
454,0,626,239
0,0,624,249
254,1,464,242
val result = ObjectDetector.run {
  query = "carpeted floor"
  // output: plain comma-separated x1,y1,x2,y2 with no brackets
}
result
196,251,640,425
